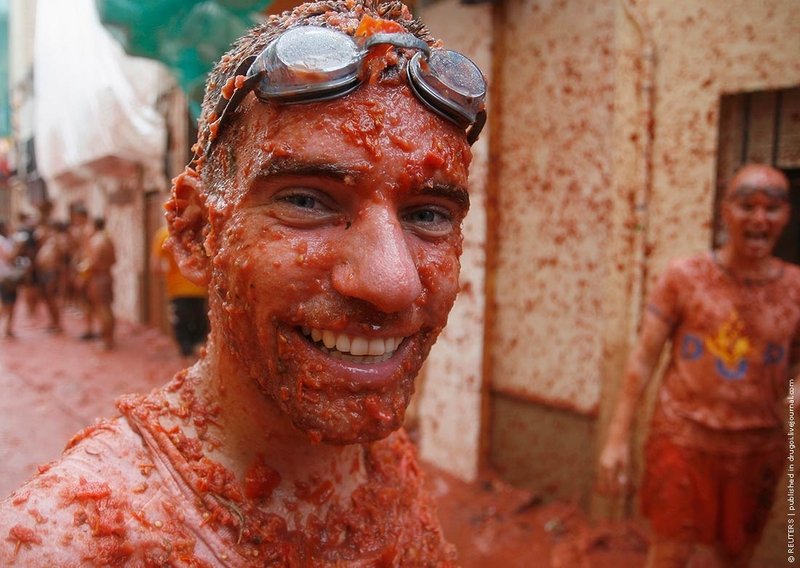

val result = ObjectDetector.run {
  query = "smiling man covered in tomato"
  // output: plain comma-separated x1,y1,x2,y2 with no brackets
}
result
599,163,800,567
0,1,485,565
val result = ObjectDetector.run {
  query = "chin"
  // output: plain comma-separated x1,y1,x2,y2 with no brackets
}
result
263,325,437,444
272,379,413,445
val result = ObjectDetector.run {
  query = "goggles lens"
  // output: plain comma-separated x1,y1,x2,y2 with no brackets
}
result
252,26,362,102
204,25,487,157
407,50,486,132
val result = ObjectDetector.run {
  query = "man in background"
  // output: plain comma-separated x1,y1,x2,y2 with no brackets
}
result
80,218,116,350
151,223,208,358
0,221,20,338
599,163,799,567
34,220,70,333
68,206,96,338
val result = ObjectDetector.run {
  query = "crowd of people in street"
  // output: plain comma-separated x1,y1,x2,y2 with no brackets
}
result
0,203,116,349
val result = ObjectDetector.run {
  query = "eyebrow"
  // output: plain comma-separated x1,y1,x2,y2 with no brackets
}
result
420,184,470,209
253,157,366,182
252,158,470,207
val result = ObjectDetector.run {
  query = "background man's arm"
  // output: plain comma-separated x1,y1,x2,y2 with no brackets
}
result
597,308,672,494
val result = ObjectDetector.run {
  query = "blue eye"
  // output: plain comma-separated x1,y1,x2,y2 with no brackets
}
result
263,188,341,228
283,194,319,209
406,209,442,223
402,206,455,238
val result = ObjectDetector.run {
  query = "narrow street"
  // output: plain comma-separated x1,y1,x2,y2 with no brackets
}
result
0,305,651,567
0,304,184,496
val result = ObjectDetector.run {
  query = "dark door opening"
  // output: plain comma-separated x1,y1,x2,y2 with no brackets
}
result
774,168,800,265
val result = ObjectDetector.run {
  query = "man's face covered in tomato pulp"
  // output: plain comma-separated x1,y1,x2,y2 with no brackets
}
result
198,74,473,444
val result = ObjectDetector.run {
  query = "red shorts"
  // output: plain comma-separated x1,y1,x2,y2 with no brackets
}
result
640,435,785,554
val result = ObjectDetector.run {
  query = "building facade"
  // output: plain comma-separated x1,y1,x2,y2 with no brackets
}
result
419,2,798,564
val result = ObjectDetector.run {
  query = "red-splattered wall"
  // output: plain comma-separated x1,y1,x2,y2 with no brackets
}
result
486,1,799,563
418,1,492,482
491,0,616,415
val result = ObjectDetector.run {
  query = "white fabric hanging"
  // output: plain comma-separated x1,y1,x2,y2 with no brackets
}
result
33,0,168,186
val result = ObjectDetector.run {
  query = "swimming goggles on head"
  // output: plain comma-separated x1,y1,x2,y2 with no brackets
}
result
203,24,487,156
729,183,789,201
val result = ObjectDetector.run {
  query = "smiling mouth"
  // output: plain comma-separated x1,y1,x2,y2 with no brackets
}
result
744,230,769,243
300,327,406,364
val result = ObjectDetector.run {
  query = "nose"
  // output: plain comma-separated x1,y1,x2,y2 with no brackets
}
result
331,206,423,313
748,206,769,226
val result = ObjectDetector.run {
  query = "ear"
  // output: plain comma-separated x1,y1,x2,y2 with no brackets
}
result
164,167,211,287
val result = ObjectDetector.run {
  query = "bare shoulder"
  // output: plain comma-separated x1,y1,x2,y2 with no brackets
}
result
668,252,712,275
780,259,800,289
0,418,154,565
654,253,712,287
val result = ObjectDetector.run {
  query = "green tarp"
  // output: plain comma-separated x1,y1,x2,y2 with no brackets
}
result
96,0,272,119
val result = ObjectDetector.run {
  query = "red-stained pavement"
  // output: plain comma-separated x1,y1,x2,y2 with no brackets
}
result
0,305,185,496
0,304,650,567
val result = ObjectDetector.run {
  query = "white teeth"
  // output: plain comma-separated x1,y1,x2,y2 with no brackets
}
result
322,330,336,349
300,327,405,362
335,334,351,352
350,337,369,356
368,338,384,356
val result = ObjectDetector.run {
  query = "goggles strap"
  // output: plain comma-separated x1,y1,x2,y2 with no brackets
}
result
210,55,258,125
362,32,431,56
467,110,486,145
198,56,261,159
